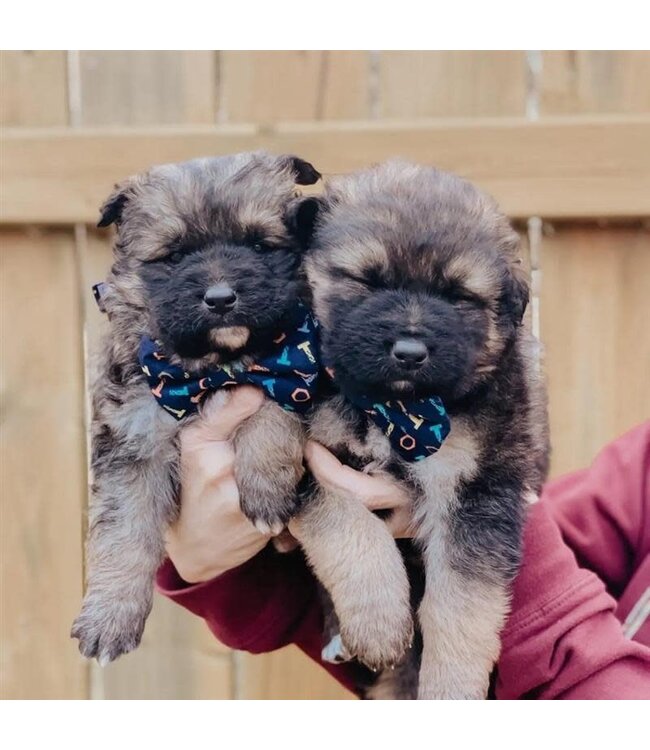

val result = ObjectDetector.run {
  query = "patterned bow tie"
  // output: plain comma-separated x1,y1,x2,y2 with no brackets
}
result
138,305,320,420
345,390,451,462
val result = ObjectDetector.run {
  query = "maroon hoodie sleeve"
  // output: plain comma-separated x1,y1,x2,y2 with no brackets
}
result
496,422,650,699
496,500,650,699
156,545,360,693
158,423,650,699
544,422,650,604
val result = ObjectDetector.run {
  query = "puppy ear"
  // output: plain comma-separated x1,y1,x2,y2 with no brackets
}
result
286,196,323,249
501,261,530,326
285,156,321,186
97,185,129,228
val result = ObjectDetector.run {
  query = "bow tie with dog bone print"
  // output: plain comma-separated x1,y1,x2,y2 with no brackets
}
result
137,305,320,420
348,391,451,461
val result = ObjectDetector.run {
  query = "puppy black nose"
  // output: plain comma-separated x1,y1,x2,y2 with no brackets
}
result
391,339,428,369
204,284,237,312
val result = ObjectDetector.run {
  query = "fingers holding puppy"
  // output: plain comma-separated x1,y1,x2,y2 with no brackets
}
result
167,387,269,584
181,386,265,445
304,440,415,538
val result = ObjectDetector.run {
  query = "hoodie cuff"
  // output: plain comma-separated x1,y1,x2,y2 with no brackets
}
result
156,545,317,653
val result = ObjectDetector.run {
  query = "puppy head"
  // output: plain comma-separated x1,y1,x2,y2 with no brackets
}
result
302,161,528,403
99,152,320,368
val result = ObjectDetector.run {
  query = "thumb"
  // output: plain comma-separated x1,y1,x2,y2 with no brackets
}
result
305,440,411,509
182,386,265,444
305,440,377,497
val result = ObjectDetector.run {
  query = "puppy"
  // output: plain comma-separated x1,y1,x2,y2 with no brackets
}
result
293,161,549,698
71,152,322,664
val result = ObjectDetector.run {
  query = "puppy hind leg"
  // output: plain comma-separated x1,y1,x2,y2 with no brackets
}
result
290,488,413,672
71,456,177,664
417,546,509,700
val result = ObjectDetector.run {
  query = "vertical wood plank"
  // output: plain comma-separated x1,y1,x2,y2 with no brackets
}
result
540,51,650,115
540,224,650,477
0,49,87,700
239,646,355,700
0,51,69,126
219,51,370,122
539,51,650,475
378,51,527,119
0,228,87,698
78,51,218,126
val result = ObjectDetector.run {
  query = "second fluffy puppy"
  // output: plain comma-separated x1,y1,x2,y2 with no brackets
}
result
293,161,549,698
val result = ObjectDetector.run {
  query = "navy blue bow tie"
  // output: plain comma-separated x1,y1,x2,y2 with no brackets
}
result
138,306,320,420
344,390,451,462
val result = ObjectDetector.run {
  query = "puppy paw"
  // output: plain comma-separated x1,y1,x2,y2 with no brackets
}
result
238,474,300,535
339,603,414,671
71,597,149,665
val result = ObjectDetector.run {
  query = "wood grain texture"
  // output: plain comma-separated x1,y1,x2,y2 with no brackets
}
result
239,646,355,700
78,51,218,126
96,596,232,699
0,228,87,698
378,51,527,118
219,51,370,122
540,51,650,115
0,51,68,126
3,116,649,224
540,223,650,477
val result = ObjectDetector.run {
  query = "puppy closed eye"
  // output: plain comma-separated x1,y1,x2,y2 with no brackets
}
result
146,241,205,265
331,267,381,289
167,250,184,264
444,285,486,307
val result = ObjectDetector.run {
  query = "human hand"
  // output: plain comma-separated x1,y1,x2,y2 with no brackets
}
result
165,386,270,584
300,441,415,538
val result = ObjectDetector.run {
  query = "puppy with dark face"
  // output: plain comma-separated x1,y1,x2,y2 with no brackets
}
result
292,161,549,698
71,152,320,664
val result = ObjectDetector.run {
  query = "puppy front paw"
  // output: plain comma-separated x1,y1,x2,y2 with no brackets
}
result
71,596,150,665
238,472,301,535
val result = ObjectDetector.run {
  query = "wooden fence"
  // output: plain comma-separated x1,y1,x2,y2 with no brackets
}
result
1,50,649,700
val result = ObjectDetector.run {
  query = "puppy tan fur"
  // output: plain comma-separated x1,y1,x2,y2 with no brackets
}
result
294,161,549,698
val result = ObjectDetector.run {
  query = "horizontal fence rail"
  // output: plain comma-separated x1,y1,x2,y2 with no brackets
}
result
2,116,650,224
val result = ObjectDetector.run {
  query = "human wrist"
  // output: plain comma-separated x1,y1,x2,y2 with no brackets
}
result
165,536,233,584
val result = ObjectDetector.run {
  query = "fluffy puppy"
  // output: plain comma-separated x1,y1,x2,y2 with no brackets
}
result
71,152,321,664
294,161,549,698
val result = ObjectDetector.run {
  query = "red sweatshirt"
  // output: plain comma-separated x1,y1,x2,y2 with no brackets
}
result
157,422,650,699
